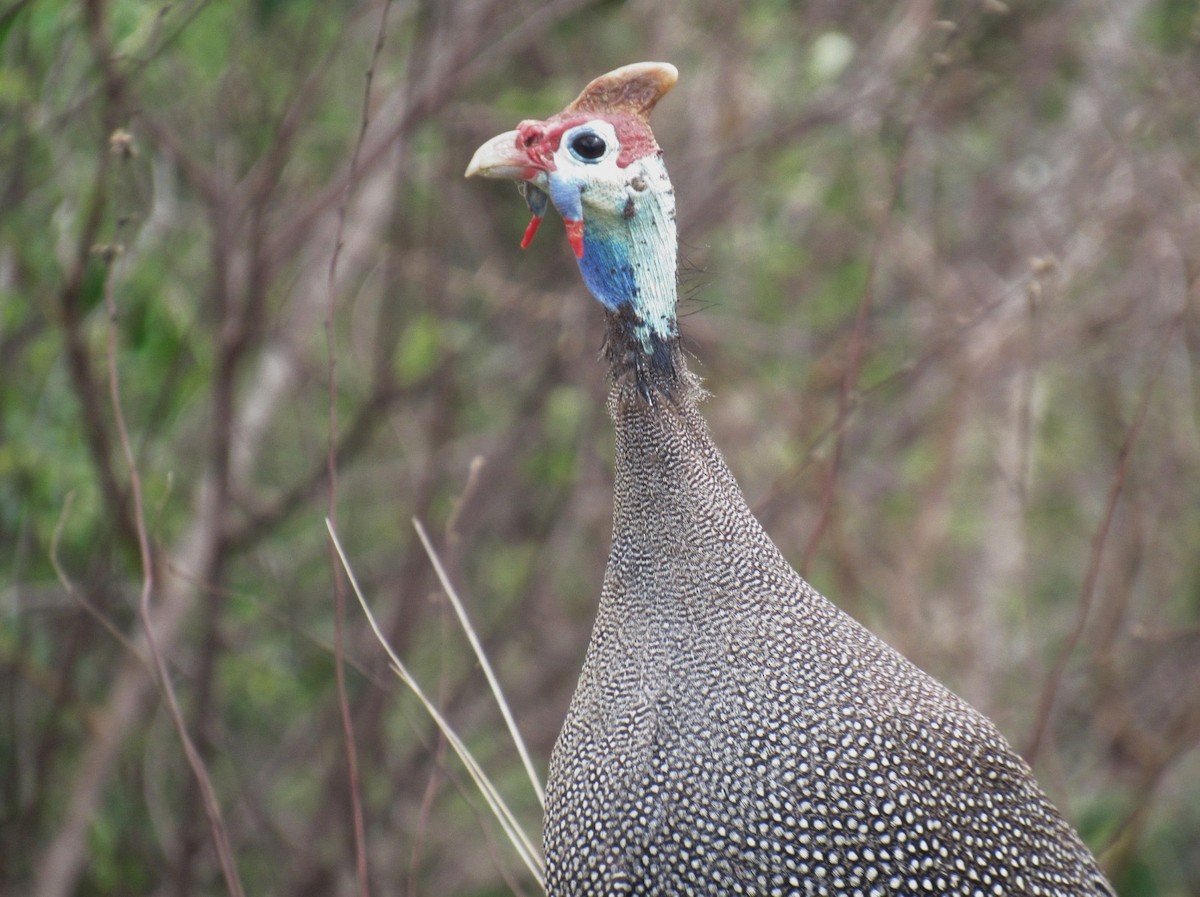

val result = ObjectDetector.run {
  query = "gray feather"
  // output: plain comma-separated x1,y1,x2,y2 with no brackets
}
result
544,366,1113,897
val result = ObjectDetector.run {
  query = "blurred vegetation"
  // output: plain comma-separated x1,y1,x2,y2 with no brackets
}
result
3,0,1200,895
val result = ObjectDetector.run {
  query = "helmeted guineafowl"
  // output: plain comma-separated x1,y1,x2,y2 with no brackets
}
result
467,62,1114,897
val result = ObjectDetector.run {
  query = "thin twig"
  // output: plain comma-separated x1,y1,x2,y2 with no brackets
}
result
1025,313,1185,763
324,5,395,896
407,739,447,897
326,519,546,888
799,117,914,575
102,252,246,897
49,493,147,664
413,518,546,808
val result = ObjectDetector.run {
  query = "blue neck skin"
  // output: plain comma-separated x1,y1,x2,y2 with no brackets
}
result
547,158,678,357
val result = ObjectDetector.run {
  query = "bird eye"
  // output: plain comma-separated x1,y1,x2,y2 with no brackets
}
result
568,130,608,162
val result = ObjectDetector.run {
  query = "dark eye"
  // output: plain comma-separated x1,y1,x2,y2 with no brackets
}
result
569,130,607,162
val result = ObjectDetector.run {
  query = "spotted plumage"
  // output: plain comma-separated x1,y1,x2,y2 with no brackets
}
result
467,62,1113,897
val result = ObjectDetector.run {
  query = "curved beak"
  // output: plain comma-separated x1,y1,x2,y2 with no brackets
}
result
467,128,574,255
465,130,539,180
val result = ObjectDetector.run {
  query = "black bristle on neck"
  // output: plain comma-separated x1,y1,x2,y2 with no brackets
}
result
602,305,684,406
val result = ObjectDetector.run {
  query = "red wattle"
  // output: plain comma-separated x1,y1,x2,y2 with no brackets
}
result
564,219,585,259
520,215,543,249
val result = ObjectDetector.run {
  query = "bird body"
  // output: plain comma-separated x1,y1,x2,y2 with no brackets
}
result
468,62,1113,897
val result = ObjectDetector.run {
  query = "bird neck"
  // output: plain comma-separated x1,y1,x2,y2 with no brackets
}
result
576,154,679,397
603,366,785,604
603,307,684,401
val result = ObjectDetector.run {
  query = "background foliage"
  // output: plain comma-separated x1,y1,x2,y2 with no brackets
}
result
3,0,1200,895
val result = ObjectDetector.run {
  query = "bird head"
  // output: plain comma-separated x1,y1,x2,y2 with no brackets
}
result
466,62,680,360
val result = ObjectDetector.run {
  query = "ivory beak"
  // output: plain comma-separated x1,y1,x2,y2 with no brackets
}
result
465,130,537,180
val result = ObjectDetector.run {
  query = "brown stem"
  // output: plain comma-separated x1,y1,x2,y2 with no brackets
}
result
1025,313,1184,762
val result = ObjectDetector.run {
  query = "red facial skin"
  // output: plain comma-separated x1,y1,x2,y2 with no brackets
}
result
510,113,660,174
501,113,660,259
